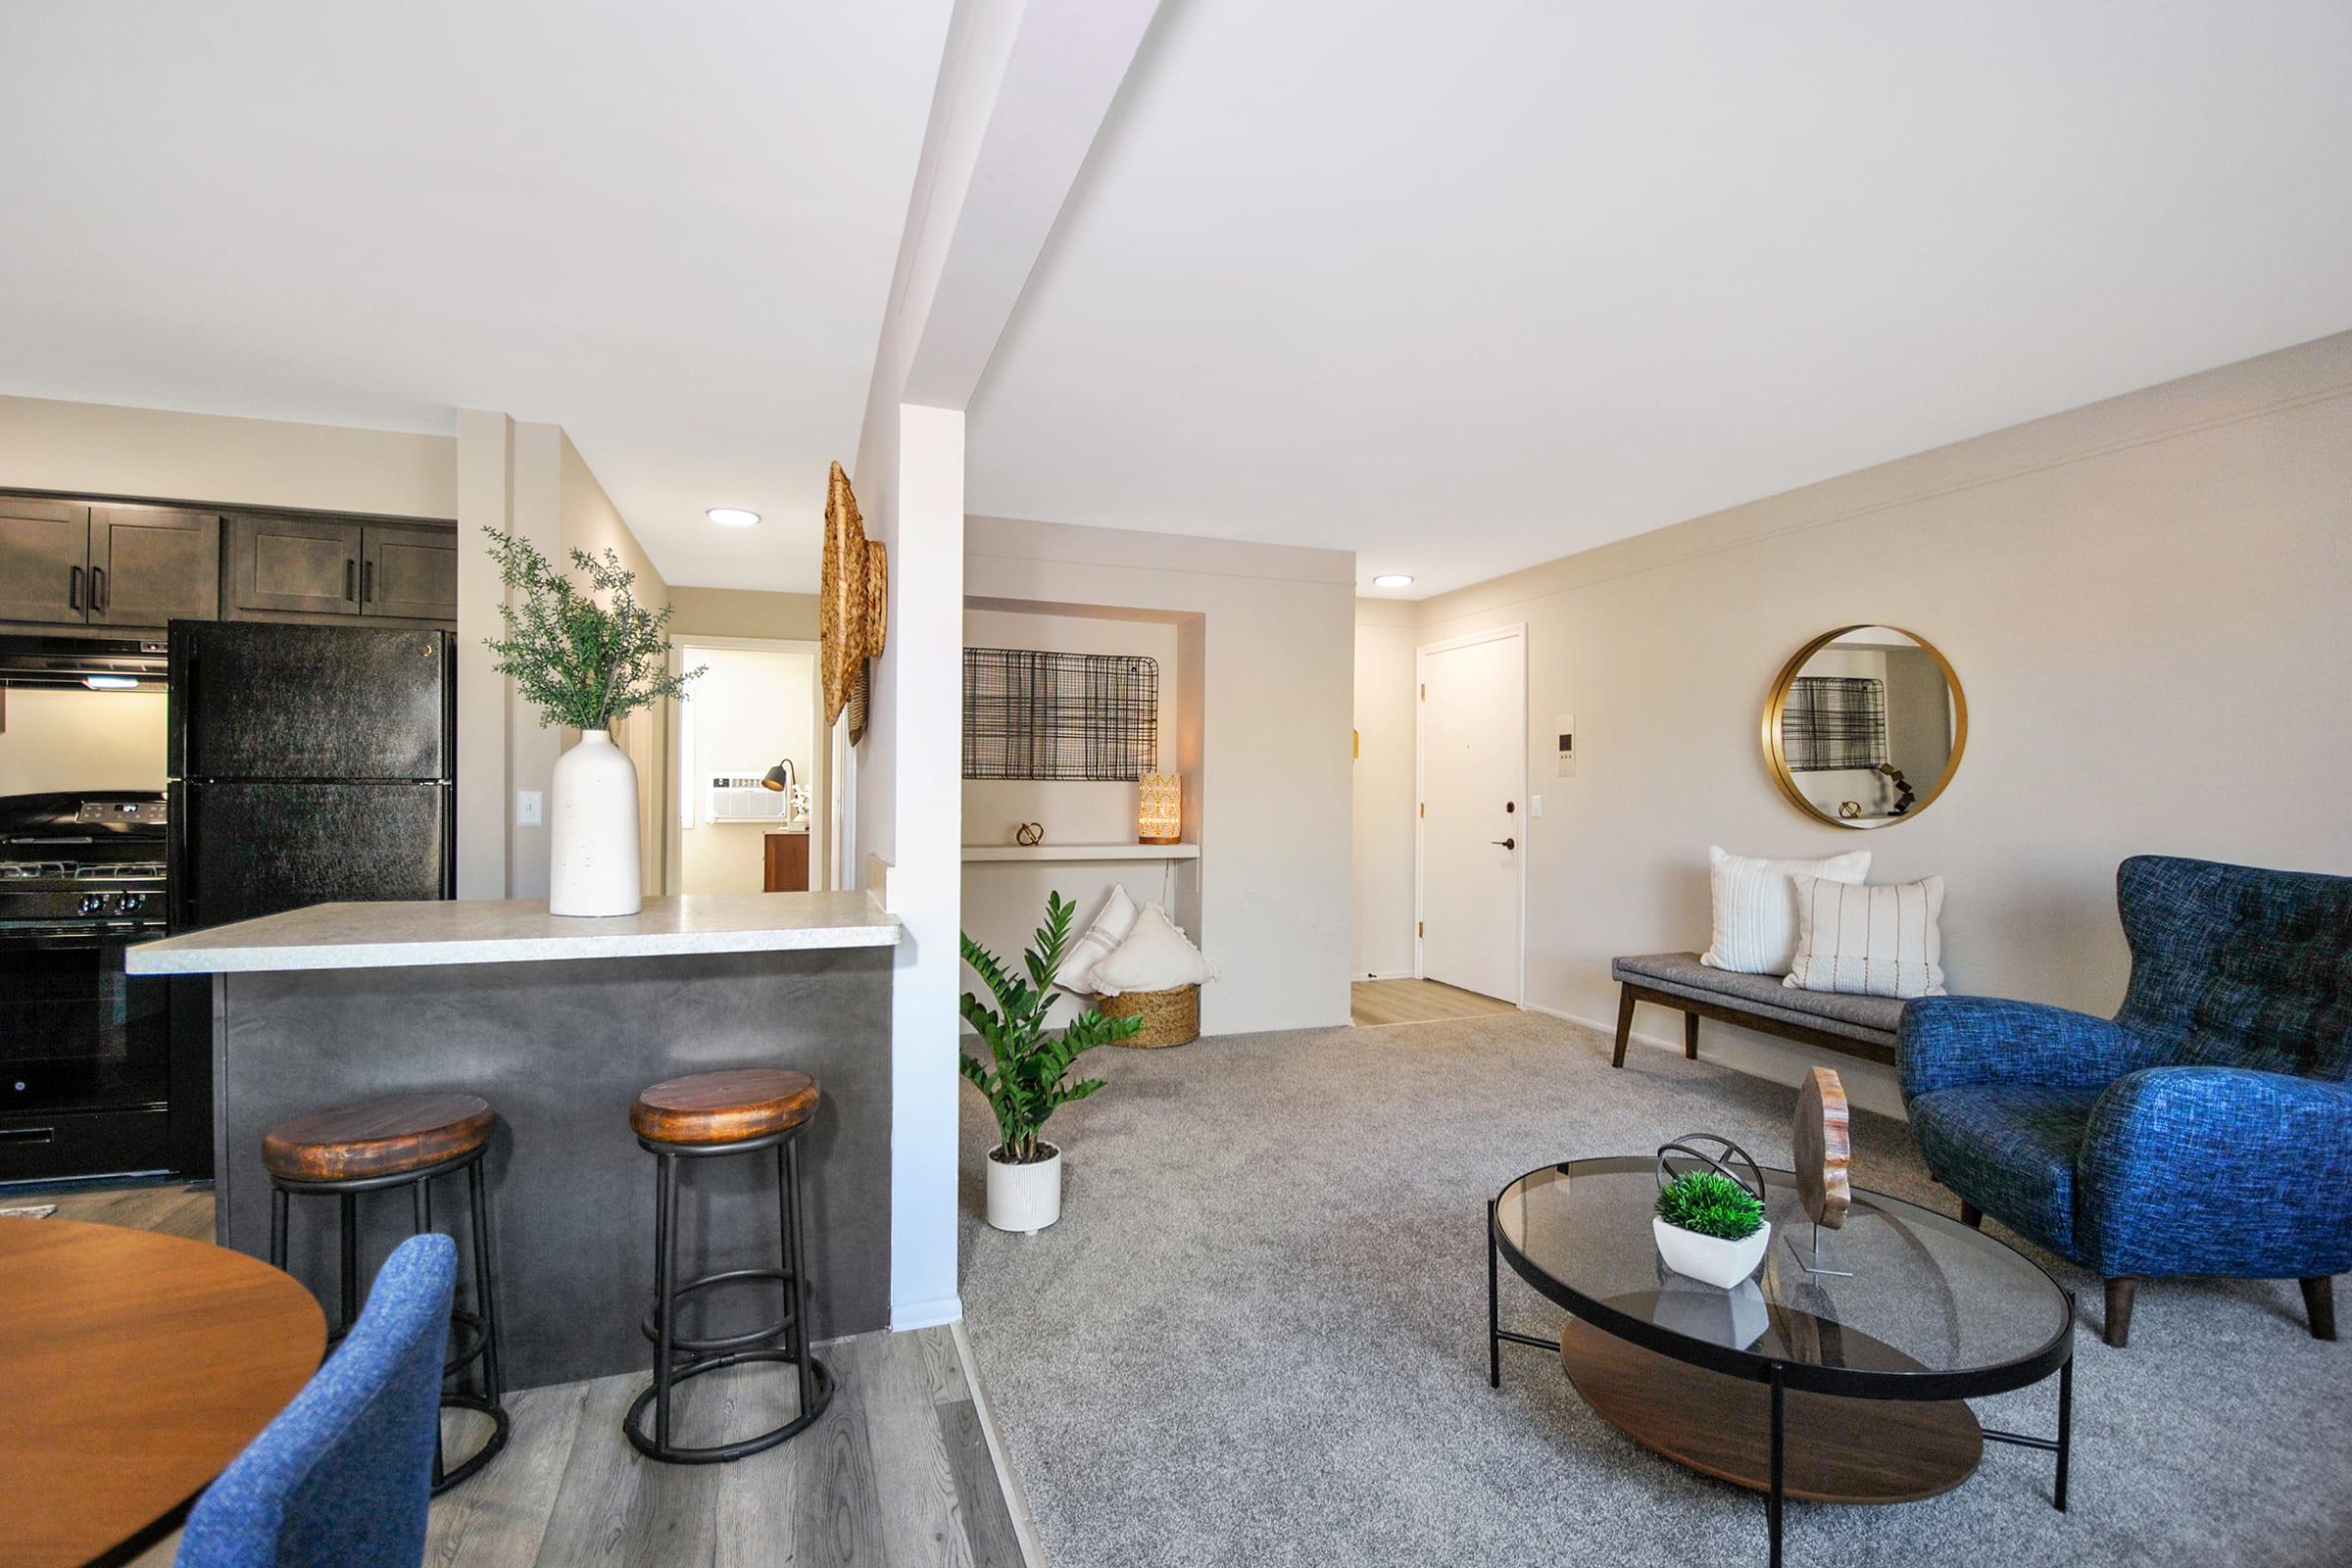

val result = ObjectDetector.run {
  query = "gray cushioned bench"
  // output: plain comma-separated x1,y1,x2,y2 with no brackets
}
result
1609,952,1906,1068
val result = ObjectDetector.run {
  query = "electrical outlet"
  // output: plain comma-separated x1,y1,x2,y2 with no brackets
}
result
515,790,543,827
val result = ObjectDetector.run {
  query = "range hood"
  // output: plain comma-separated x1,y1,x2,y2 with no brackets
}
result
0,634,170,689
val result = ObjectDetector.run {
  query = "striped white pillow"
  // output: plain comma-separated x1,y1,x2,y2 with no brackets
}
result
1785,874,1947,999
1700,846,1873,975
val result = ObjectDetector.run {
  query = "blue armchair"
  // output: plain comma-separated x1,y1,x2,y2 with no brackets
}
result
1899,856,2352,1348
177,1233,456,1568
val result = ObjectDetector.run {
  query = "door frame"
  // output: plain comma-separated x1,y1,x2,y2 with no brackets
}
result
665,634,827,894
1413,622,1528,1004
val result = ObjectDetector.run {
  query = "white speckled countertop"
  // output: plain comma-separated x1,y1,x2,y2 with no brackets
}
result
125,892,901,974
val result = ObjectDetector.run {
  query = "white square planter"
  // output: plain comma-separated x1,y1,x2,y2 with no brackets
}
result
1652,1216,1772,1289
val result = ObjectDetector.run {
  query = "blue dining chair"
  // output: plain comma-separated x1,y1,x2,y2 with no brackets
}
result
176,1233,456,1568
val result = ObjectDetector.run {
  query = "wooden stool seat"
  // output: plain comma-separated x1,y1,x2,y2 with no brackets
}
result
630,1068,818,1145
262,1092,495,1182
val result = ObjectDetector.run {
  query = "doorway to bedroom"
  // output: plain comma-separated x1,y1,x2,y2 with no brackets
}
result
665,635,825,894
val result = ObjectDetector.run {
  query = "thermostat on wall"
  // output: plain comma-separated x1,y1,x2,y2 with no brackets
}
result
1556,714,1576,777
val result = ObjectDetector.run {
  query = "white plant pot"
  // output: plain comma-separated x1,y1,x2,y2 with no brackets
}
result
1652,1216,1772,1290
985,1142,1062,1234
549,729,642,917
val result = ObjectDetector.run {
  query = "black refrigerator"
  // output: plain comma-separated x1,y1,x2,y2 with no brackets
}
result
168,621,456,933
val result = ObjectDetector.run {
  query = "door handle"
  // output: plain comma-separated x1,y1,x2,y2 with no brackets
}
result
362,560,374,604
346,559,358,602
1491,837,1517,850
90,565,107,614
69,564,83,612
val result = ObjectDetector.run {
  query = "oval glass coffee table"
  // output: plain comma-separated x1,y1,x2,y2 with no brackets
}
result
1487,1157,2075,1567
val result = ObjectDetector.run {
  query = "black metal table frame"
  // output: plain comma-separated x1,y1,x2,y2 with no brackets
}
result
1485,1168,2076,1568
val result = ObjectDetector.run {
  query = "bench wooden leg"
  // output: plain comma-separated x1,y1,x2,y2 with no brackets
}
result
2302,1276,2336,1342
1959,1201,1983,1230
1683,1010,1699,1059
1611,986,1636,1068
2104,1277,2140,1348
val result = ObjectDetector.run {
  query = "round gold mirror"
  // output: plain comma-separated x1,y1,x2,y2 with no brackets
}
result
1762,626,1966,828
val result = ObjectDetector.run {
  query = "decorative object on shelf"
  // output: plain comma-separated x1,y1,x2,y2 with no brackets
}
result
1762,625,1967,829
1651,1135,1771,1289
481,529,703,917
1788,1066,1854,1277
1014,821,1044,847
819,463,887,744
1136,772,1182,845
962,648,1159,780
960,891,1144,1233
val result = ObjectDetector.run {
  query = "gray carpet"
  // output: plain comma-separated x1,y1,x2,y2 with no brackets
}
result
956,1011,2352,1567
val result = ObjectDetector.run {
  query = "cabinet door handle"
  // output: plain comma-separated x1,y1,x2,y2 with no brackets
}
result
69,564,83,612
345,559,358,602
362,560,374,604
90,565,107,615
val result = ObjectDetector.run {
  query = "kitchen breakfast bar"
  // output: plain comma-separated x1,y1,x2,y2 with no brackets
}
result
125,892,899,1390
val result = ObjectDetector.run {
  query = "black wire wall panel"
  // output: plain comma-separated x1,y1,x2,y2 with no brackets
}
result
1783,675,1888,771
962,649,1159,780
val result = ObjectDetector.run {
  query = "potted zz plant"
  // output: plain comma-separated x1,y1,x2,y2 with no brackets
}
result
1653,1167,1771,1289
960,892,1143,1233
481,529,703,917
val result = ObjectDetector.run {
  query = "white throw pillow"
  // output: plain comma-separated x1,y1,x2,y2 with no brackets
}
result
1784,874,1946,1000
1057,886,1139,996
1700,846,1873,975
1089,903,1212,996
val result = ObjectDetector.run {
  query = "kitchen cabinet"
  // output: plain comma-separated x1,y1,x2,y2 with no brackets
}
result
361,523,458,621
763,830,811,892
227,514,456,623
0,499,91,623
89,507,220,625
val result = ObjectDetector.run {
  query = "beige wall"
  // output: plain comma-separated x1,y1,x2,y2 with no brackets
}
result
0,687,168,797
1379,330,2352,1114
0,394,455,517
1352,601,1418,977
966,516,1356,1036
669,587,821,641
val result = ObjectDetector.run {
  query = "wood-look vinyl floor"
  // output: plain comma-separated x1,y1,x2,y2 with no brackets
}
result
1349,978,1520,1027
18,1184,1035,1568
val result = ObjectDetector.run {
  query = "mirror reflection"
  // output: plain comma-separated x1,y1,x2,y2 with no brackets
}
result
1765,625,1965,828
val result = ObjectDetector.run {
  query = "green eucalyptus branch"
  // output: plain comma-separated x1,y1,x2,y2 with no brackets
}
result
481,527,707,730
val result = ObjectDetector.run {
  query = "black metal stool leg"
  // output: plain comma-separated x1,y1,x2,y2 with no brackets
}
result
337,1192,360,1334
467,1159,504,1399
270,1186,289,1271
655,1150,679,1451
785,1139,816,1420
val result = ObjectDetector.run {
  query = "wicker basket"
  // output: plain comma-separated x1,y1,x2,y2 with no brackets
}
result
1096,984,1200,1049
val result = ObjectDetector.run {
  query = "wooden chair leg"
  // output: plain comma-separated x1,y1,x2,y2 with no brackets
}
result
2301,1276,2337,1342
1611,986,1636,1069
2104,1277,2139,1348
1959,1201,1983,1230
1683,1010,1699,1059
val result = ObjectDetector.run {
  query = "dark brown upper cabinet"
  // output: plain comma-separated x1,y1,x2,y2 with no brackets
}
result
229,514,364,615
361,523,457,621
88,507,220,626
0,499,92,624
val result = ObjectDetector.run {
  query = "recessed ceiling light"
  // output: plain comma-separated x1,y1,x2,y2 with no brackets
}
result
707,507,760,528
1373,573,1414,588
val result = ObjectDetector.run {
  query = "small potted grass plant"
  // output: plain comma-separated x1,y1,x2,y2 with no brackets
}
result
960,892,1143,1233
1653,1167,1771,1288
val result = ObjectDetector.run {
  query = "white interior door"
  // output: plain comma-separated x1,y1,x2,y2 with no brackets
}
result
1417,628,1525,1003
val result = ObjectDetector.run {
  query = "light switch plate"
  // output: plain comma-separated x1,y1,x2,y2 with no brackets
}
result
1531,795,1544,818
515,790,543,827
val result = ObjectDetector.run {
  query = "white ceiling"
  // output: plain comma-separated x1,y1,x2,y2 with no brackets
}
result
0,2,951,591
969,2,2352,598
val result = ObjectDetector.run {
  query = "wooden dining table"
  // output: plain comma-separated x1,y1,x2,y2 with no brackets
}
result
0,1218,326,1568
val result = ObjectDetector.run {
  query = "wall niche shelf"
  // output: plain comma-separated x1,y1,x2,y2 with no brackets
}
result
960,842,1200,863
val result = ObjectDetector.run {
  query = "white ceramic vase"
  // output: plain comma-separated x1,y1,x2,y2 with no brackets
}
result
549,728,642,917
985,1142,1062,1234
1652,1216,1772,1290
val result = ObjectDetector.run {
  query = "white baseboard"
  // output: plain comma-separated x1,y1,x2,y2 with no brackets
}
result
1354,969,1417,981
891,1293,964,1332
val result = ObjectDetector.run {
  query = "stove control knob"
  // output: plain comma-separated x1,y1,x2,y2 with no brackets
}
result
78,894,107,915
111,893,145,915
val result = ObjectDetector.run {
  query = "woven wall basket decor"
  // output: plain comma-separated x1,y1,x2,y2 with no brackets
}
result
820,461,889,738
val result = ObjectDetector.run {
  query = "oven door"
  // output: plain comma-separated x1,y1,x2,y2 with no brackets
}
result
0,923,172,1120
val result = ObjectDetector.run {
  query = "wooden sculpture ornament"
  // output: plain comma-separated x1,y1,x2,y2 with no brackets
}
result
1793,1065,1852,1231
819,462,889,733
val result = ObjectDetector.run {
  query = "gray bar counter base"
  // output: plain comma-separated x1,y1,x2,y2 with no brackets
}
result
208,944,892,1390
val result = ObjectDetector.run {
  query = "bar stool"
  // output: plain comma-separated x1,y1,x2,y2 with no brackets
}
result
262,1091,511,1492
625,1067,833,1463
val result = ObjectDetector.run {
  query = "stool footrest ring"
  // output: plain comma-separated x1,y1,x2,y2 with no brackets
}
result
623,1350,834,1464
431,1393,512,1494
639,1266,800,1354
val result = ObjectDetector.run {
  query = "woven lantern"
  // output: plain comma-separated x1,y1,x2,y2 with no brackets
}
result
1137,773,1182,845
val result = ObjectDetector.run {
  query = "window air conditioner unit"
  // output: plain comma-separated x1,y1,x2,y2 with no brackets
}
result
707,774,788,823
